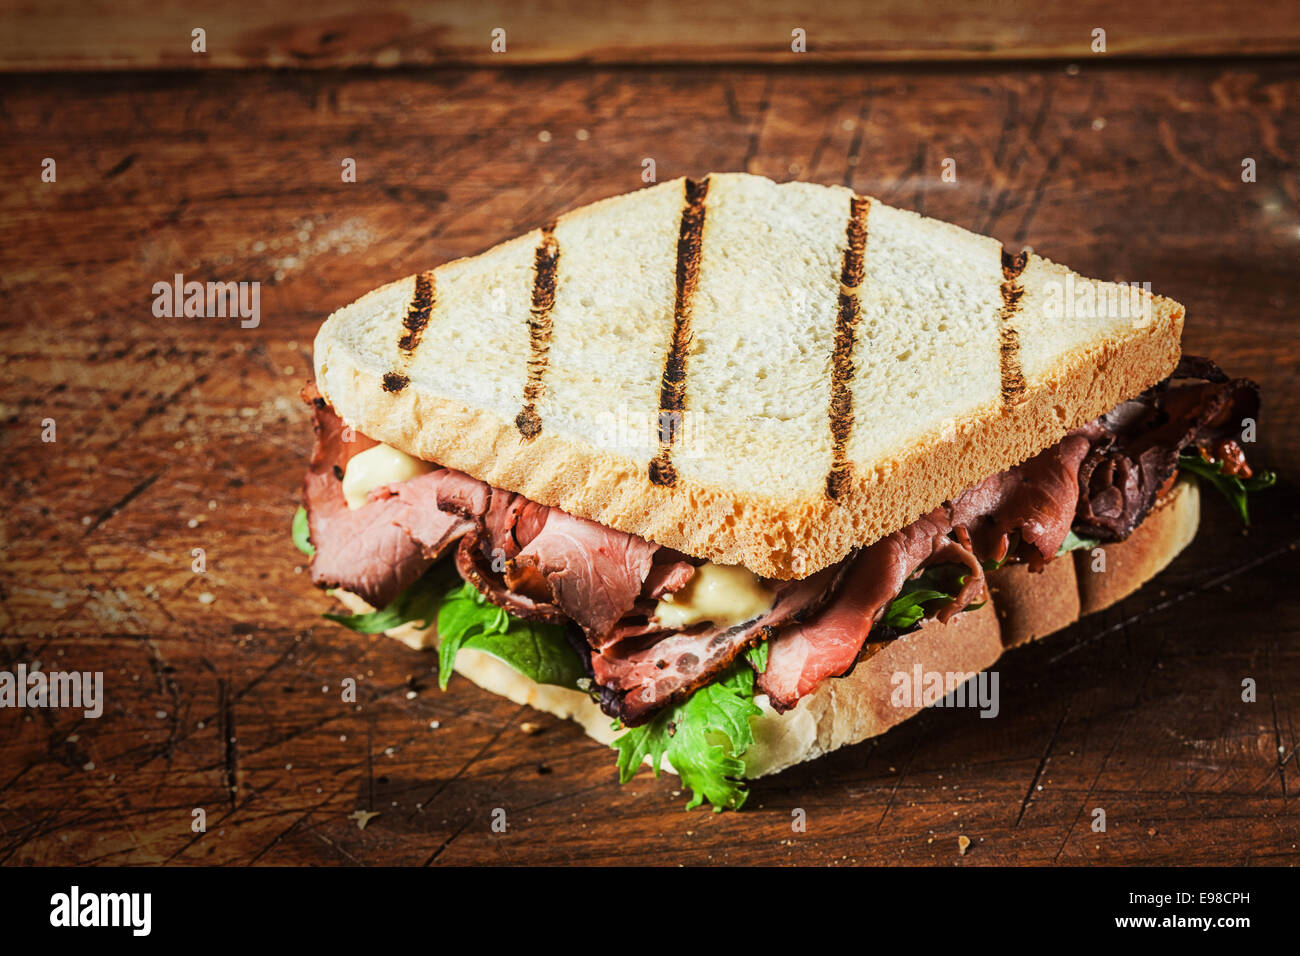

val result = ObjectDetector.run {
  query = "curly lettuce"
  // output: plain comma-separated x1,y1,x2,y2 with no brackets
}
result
612,663,761,812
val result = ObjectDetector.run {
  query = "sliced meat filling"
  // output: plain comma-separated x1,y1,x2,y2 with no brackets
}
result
595,563,850,725
642,553,696,601
303,357,1263,724
301,388,665,638
756,430,1090,713
454,530,567,624
950,435,1091,569
379,477,475,560
439,481,662,638
301,385,436,607
507,509,659,640
1073,355,1262,539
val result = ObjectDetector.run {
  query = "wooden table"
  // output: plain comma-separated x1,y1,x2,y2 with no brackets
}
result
2,11,1299,865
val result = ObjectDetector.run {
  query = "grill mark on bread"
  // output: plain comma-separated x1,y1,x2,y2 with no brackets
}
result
649,176,709,487
515,226,561,439
825,195,872,499
397,271,436,352
383,272,434,393
999,249,1029,406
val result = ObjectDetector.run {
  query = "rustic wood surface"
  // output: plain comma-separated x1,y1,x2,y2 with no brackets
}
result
1,60,1298,865
4,0,1300,71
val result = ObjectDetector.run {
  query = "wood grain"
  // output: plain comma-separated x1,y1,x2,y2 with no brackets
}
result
3,1,1300,71
0,61,1298,865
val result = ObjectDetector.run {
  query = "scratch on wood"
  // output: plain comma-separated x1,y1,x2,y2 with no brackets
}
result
409,705,526,815
82,471,162,536
1015,704,1070,827
218,678,239,809
423,816,473,866
875,741,918,832
104,152,138,179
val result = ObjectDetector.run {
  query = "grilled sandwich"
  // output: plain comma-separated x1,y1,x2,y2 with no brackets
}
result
297,173,1271,810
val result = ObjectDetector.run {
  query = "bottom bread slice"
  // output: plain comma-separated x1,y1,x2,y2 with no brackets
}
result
331,478,1200,779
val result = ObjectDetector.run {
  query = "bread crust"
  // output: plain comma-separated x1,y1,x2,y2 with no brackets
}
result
314,173,1185,579
330,479,1200,781
987,551,1081,649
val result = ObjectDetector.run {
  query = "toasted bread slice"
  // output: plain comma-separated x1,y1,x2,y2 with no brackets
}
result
333,478,1200,780
315,172,1184,578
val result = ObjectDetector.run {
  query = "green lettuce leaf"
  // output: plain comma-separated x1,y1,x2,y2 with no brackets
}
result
882,586,952,630
880,564,980,630
436,582,584,690
612,662,761,812
745,641,769,674
1177,452,1276,526
322,568,582,690
1056,529,1101,556
292,505,314,556
322,564,458,634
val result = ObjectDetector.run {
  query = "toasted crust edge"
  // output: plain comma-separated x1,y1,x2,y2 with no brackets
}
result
331,478,1200,781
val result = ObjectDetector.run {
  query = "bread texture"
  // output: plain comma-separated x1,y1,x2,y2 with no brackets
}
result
314,172,1185,579
332,478,1200,780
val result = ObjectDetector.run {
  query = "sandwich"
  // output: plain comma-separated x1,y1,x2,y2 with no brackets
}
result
294,173,1273,811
